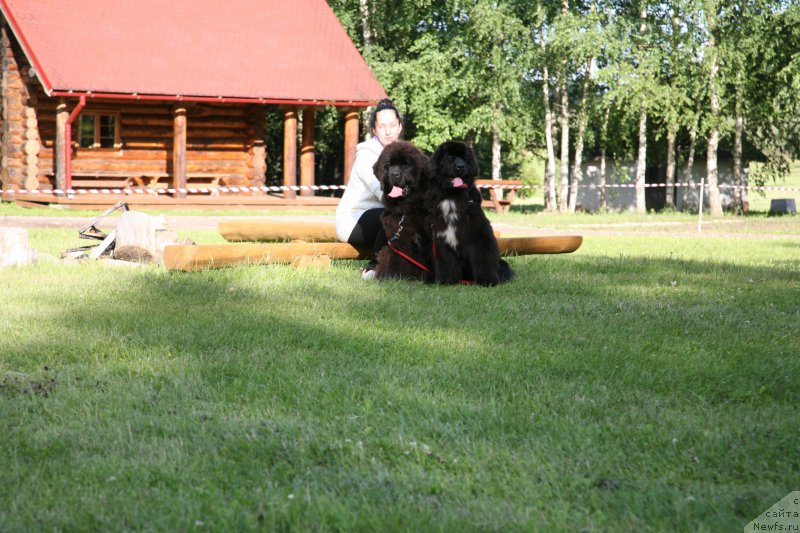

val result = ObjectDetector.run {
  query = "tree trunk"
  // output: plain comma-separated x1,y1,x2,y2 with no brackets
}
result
558,0,570,213
558,86,569,213
705,10,723,217
685,114,698,183
635,111,647,213
665,126,676,209
733,78,744,214
634,0,647,213
569,57,592,213
599,106,609,212
491,114,502,199
360,0,373,141
541,44,557,211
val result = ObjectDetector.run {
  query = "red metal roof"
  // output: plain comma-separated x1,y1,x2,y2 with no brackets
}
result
0,0,386,105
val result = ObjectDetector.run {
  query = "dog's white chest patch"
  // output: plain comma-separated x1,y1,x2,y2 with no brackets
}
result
438,199,459,224
437,199,459,248
437,226,459,249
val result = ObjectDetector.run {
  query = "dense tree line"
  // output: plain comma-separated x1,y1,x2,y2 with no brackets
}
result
269,1,799,214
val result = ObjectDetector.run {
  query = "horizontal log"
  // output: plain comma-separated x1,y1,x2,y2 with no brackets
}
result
220,220,339,242
35,102,250,118
497,236,583,255
164,242,370,271
119,140,247,150
163,236,583,272
122,117,249,129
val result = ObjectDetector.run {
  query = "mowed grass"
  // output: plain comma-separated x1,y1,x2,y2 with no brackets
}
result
1,226,799,531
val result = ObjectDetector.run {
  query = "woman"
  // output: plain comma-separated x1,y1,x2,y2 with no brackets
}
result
335,99,403,279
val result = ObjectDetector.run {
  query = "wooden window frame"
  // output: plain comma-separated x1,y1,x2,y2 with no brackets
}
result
75,111,122,150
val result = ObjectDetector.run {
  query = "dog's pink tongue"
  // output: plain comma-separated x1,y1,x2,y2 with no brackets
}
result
388,185,405,198
452,177,467,188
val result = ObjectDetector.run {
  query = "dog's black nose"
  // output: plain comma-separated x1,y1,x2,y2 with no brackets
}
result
453,157,466,175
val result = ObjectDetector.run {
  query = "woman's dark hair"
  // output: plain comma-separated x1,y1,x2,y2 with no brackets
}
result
369,98,402,132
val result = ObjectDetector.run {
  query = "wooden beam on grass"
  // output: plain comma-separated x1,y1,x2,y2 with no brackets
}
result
219,219,338,242
498,236,583,255
164,242,370,271
163,236,582,272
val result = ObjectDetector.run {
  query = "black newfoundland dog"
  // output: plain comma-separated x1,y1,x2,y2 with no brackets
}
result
426,141,514,286
372,141,433,282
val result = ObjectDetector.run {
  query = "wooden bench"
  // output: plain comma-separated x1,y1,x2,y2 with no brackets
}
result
474,179,523,214
144,173,236,196
71,171,135,190
69,172,237,196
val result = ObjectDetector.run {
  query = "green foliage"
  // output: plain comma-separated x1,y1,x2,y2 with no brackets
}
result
317,1,799,187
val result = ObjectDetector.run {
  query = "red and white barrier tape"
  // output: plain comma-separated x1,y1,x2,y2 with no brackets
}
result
1,182,799,196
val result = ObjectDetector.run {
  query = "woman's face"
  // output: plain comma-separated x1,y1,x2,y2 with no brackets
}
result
373,109,402,146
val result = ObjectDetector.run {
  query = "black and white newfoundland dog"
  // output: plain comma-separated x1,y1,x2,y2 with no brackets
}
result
426,141,514,286
372,141,433,282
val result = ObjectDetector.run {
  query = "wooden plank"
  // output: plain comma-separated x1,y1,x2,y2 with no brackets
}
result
164,236,582,272
219,220,338,242
164,242,369,271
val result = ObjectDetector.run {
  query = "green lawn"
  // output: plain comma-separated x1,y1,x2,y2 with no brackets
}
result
1,215,798,531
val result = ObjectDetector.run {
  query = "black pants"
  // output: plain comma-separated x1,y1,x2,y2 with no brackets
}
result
347,207,388,266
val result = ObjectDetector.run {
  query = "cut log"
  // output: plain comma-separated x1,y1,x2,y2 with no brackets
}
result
164,242,370,271
219,219,338,242
219,220,503,243
0,227,35,267
497,236,583,255
163,236,582,272
113,211,166,263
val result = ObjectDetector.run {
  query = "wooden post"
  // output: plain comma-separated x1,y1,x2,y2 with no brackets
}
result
283,108,298,200
172,107,187,199
300,108,315,197
343,109,359,185
55,100,68,192
249,106,267,193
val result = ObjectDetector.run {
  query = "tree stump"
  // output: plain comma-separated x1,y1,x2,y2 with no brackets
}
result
0,227,35,267
113,211,165,263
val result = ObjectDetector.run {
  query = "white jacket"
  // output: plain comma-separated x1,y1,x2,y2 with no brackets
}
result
335,136,385,242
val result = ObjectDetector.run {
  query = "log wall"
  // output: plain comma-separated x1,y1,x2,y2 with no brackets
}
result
33,92,264,187
1,28,35,192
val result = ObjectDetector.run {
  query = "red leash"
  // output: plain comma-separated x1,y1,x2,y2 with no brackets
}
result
387,217,474,285
388,242,432,273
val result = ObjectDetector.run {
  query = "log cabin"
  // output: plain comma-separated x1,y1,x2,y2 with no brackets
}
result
0,0,385,208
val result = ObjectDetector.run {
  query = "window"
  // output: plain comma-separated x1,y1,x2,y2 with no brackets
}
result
77,112,120,149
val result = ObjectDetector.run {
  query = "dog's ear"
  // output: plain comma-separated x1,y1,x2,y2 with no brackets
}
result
428,143,446,177
373,151,388,181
